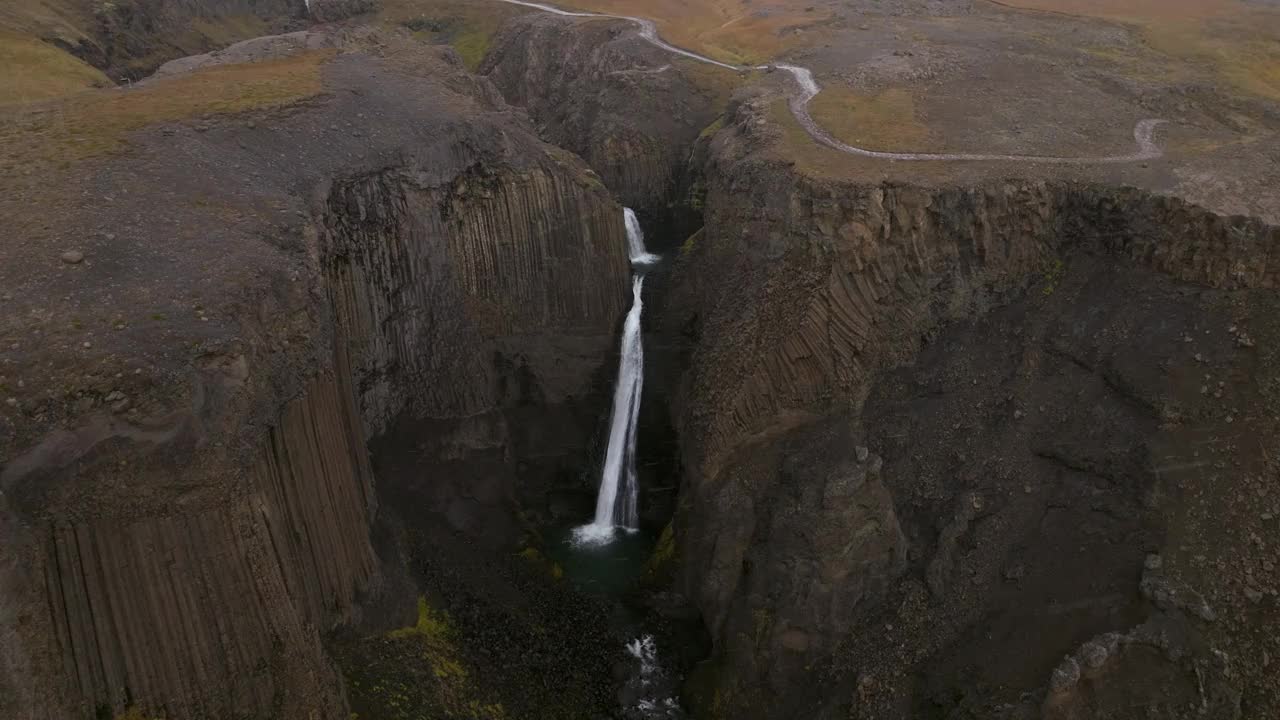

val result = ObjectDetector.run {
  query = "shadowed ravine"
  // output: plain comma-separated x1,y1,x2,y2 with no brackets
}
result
492,0,1167,163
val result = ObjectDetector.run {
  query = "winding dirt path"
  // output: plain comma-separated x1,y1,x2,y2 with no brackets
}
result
493,0,1167,163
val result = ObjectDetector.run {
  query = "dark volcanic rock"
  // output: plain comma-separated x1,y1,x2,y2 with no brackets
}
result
0,31,627,720
682,418,907,700
309,0,377,23
481,12,726,235
661,101,1280,719
67,0,308,81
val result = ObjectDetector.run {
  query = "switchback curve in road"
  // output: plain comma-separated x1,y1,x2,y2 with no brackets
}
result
492,0,1167,163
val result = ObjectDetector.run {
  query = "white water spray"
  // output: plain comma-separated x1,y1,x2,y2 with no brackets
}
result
623,635,684,719
624,208,660,265
574,273,646,545
574,209,660,545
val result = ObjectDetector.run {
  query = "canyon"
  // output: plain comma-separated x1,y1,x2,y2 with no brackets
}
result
1,1,1279,720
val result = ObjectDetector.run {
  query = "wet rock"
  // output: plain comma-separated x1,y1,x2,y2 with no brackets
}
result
1140,574,1217,622
1080,640,1111,669
779,629,810,652
482,13,719,213
1049,657,1081,692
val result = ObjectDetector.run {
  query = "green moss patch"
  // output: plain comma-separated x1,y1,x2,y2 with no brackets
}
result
343,596,506,720
641,521,677,584
517,546,566,580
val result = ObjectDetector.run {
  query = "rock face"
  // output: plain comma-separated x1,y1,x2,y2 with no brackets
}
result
308,0,376,23
683,418,907,702
481,12,724,234
664,100,1280,718
322,156,628,543
62,0,308,80
0,34,627,720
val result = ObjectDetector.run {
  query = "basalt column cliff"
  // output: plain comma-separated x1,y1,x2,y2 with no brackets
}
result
0,34,627,719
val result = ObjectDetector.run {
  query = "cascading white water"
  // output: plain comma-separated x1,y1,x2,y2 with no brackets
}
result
624,208,660,265
574,209,659,545
574,274,646,545
623,635,684,719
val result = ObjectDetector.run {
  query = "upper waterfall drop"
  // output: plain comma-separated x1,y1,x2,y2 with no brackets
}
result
624,208,661,265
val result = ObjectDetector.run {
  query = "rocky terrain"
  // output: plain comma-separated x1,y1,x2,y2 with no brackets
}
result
480,11,730,232
1,24,630,720
2,1,1279,719
664,145,1280,718
472,3,1280,718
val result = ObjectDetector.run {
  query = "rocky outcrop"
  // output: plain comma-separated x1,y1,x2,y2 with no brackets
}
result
63,0,308,81
0,34,627,719
322,158,628,543
666,101,1280,718
3,370,373,719
323,163,625,436
672,130,1278,483
308,0,376,23
682,417,907,708
481,12,725,234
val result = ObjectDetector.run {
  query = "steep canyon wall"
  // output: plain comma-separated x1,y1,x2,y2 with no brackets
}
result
478,12,1280,716
0,41,628,720
481,13,727,236
664,104,1280,718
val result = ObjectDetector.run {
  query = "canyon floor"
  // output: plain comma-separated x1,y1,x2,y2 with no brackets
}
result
1,1,1278,720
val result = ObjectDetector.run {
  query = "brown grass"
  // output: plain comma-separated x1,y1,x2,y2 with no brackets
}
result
0,50,334,177
556,0,832,65
990,0,1280,103
768,97,966,186
986,0,1246,23
0,30,110,106
1142,23,1280,102
0,0,91,40
807,86,932,151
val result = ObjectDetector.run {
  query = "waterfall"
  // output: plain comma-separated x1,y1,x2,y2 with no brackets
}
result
622,635,684,719
624,208,660,265
574,274,645,545
574,209,658,545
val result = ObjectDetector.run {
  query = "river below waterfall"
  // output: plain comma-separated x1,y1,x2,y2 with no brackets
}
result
546,208,688,719
544,525,687,720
